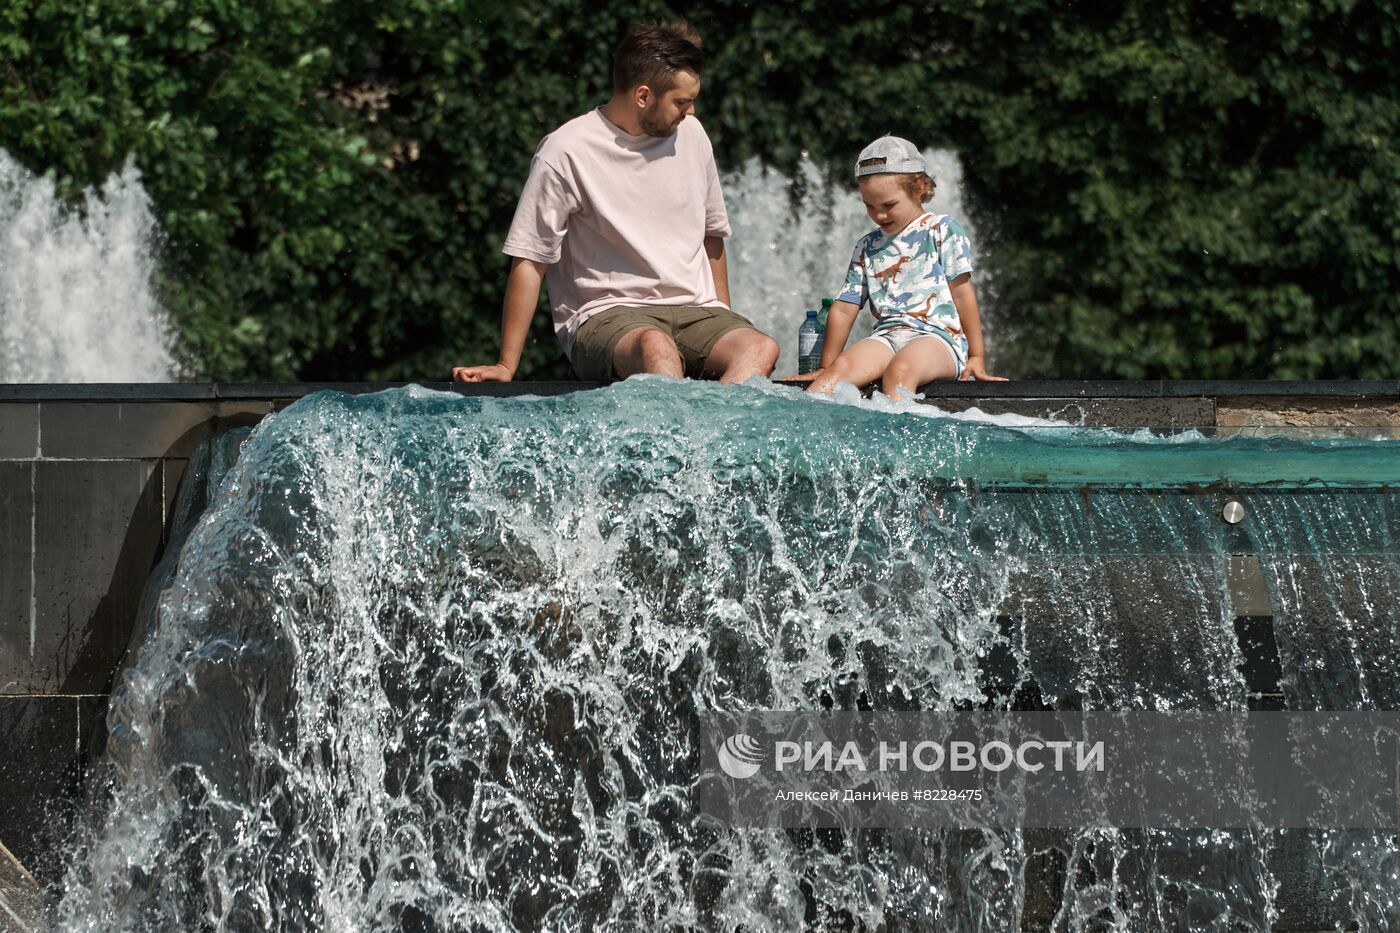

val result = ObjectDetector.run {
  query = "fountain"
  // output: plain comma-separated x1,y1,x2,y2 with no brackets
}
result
0,150,176,383
2,138,1395,933
45,381,1400,930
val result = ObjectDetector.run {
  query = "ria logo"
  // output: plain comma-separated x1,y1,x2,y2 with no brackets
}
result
718,733,763,779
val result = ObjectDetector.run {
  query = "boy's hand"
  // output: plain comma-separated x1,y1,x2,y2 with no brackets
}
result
960,357,1007,381
453,363,515,382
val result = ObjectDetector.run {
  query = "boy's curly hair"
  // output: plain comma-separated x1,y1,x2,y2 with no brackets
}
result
857,158,936,204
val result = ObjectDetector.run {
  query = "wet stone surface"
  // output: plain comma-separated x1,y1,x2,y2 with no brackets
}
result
20,462,162,695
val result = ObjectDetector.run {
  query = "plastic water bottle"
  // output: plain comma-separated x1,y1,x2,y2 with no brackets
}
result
798,310,823,374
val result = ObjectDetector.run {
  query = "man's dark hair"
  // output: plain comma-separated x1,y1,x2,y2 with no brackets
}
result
612,21,703,95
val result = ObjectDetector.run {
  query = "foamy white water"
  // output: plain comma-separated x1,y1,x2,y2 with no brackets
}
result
0,150,176,382
62,381,1400,930
724,148,973,377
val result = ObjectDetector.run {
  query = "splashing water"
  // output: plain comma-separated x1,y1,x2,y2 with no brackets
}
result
724,150,973,377
0,150,176,382
54,381,1400,930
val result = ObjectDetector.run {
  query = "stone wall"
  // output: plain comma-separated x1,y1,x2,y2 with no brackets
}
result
0,389,281,891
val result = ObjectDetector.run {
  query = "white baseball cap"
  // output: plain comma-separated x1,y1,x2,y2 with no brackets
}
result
854,135,926,179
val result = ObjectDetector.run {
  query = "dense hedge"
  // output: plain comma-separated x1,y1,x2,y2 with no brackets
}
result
3,1,1397,380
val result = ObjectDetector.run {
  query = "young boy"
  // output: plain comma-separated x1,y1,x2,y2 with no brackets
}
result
799,136,1004,396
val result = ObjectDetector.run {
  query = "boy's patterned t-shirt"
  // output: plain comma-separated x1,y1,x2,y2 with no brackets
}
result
835,212,974,341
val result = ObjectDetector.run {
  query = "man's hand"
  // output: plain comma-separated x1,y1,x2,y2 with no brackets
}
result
453,363,515,383
960,356,1007,381
449,257,547,383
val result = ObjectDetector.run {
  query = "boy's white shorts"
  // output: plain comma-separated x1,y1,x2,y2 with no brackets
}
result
859,327,967,377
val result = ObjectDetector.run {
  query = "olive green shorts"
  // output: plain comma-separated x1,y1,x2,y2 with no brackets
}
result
571,305,756,381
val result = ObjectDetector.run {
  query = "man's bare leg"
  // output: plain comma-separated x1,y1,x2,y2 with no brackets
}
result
613,327,684,378
702,328,780,384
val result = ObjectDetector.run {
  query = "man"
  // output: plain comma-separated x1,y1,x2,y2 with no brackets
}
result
453,21,778,384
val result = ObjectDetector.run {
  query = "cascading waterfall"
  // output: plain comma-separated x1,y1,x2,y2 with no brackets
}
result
724,149,975,377
52,381,1400,930
1248,493,1400,927
0,150,176,382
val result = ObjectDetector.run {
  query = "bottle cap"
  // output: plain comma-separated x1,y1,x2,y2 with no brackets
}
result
805,309,817,318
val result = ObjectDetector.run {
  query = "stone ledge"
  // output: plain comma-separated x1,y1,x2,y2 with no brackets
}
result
0,838,40,932
0,379,1396,403
1218,396,1400,427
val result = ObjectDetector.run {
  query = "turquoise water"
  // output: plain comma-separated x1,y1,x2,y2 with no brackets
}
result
956,425,1400,488
55,381,1400,930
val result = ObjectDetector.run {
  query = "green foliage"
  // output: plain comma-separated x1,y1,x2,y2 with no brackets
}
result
699,0,1400,378
3,0,1398,379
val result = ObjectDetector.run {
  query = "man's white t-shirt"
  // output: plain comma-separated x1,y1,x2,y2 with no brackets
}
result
502,108,732,359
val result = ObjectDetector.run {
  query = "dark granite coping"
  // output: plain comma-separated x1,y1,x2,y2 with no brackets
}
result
910,379,1400,399
0,380,1397,402
0,382,594,401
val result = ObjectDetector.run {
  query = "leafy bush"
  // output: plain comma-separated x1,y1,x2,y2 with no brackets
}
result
3,0,1396,380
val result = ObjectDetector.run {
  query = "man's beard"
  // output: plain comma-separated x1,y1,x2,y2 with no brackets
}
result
639,101,679,137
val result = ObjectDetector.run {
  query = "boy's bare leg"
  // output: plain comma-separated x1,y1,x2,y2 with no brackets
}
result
703,328,780,383
807,340,894,394
881,337,958,398
613,327,684,378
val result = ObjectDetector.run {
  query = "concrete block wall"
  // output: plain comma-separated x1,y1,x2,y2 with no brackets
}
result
0,390,275,879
